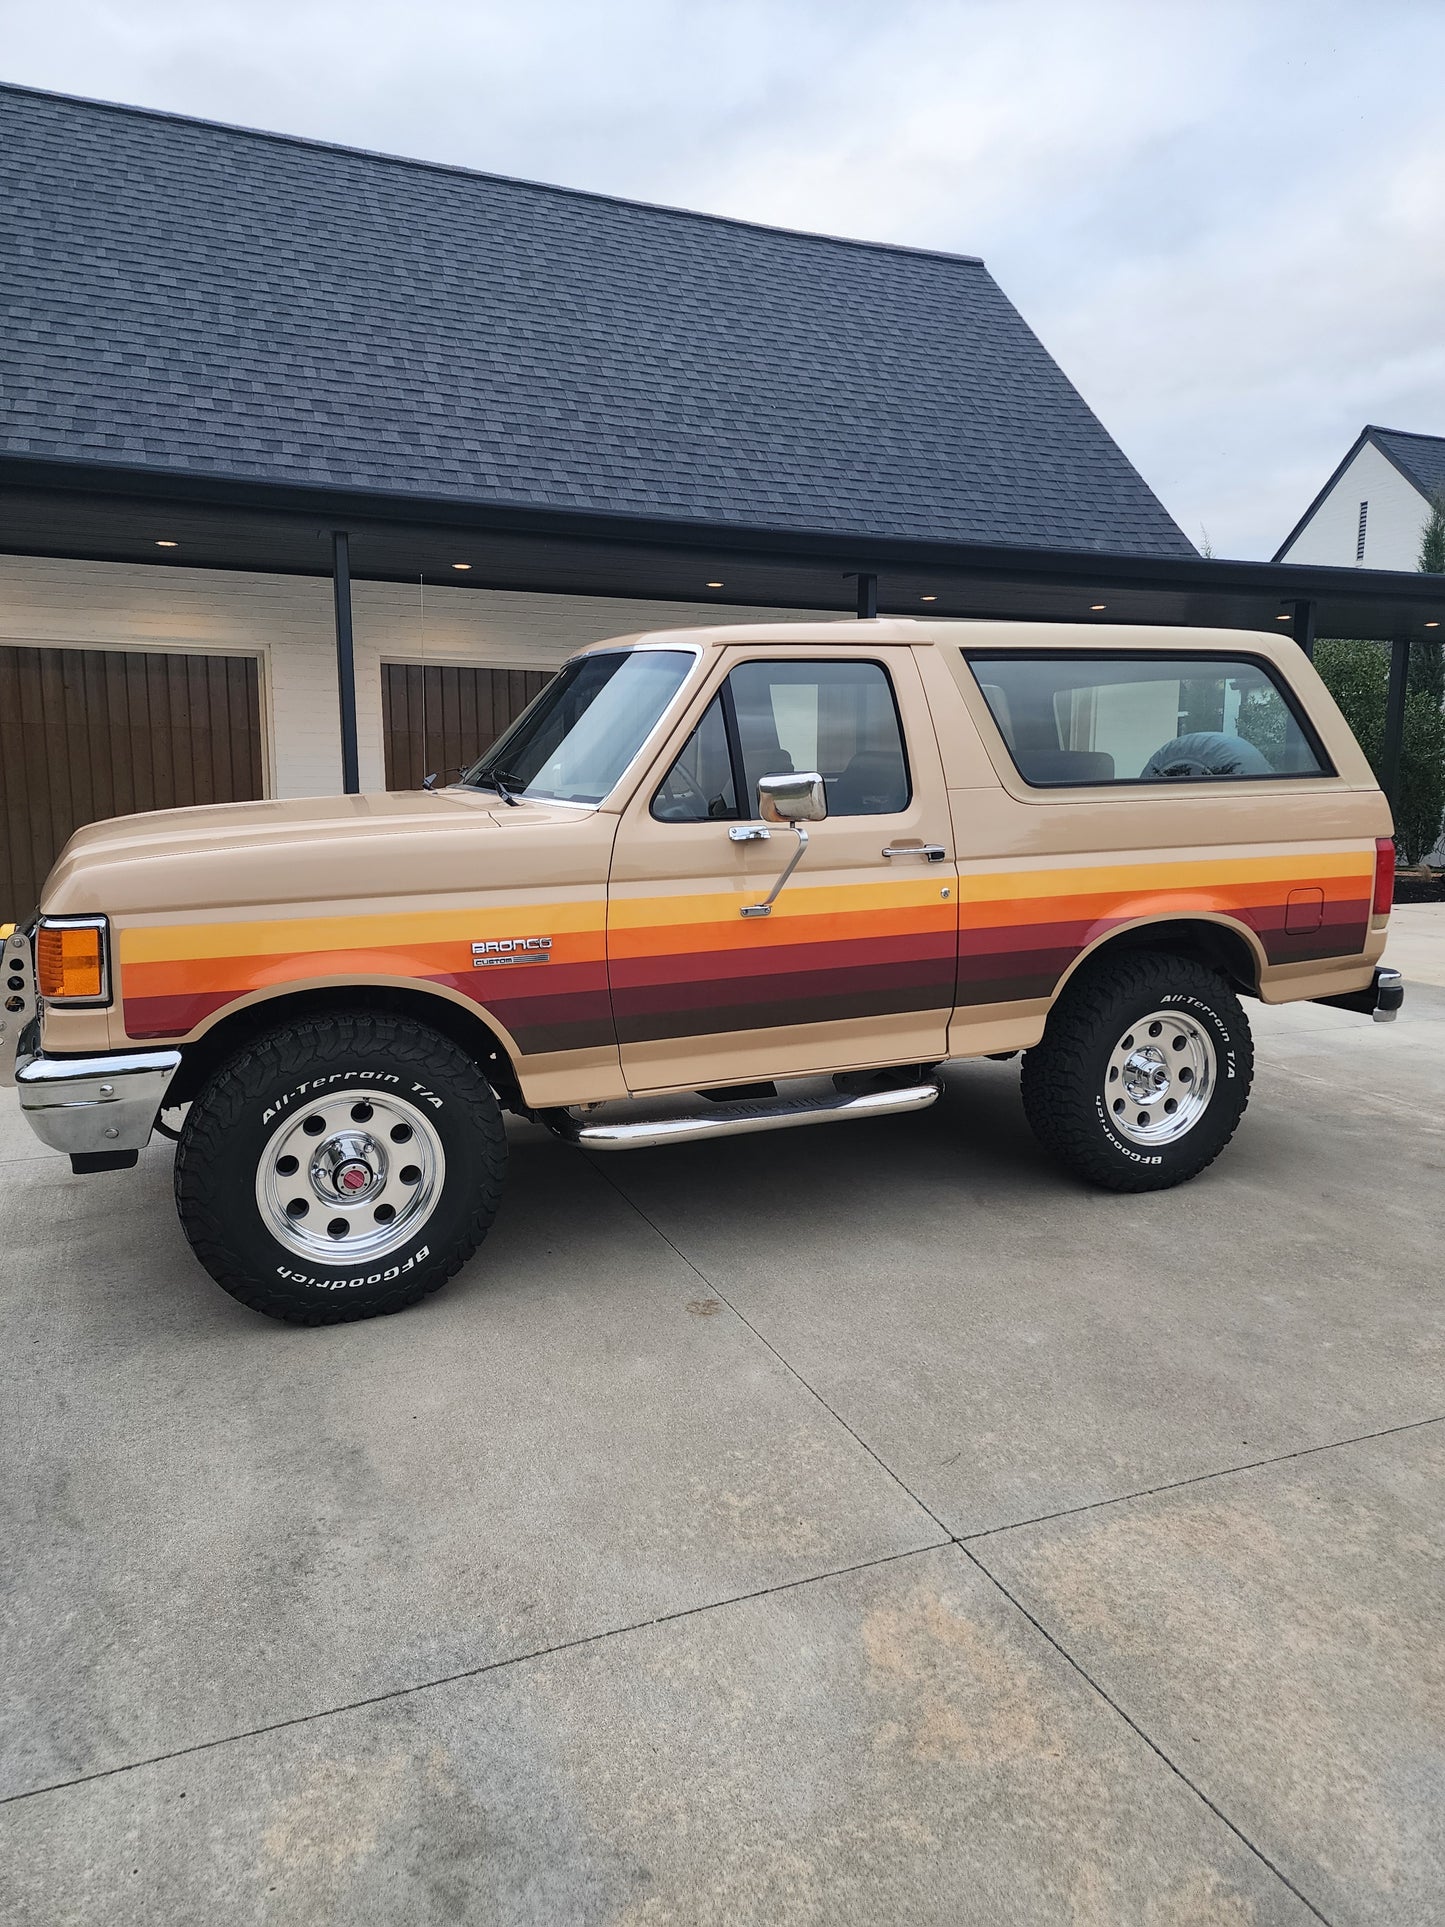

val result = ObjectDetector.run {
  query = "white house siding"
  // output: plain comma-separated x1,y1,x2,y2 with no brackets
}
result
0,555,831,797
1279,441,1428,571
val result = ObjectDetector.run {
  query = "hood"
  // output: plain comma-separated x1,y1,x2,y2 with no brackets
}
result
42,788,597,917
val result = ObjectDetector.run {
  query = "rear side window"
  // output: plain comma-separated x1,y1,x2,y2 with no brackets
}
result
966,653,1331,787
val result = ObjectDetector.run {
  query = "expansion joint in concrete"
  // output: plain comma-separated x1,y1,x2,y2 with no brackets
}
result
0,1540,944,1812
958,1409,1445,1544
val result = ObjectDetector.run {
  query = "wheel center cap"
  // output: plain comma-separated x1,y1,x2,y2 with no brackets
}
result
311,1130,386,1204
1123,1047,1170,1103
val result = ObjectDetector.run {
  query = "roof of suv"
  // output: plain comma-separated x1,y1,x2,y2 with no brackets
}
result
583,619,1306,655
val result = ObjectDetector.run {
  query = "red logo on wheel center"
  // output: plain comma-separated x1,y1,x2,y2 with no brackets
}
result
338,1164,370,1191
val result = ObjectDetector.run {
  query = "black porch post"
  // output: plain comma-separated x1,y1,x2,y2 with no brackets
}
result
853,572,878,619
1290,598,1316,659
1381,634,1410,821
332,529,360,795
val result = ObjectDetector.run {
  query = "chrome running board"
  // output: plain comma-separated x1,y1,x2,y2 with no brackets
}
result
555,1079,941,1152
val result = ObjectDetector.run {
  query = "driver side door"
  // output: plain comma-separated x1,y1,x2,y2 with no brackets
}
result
607,646,959,1093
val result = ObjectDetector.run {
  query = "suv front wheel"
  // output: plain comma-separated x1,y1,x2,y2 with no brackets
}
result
1020,952,1254,1191
174,1012,508,1323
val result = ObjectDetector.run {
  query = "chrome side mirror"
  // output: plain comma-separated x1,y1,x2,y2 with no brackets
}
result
740,773,825,918
757,771,827,824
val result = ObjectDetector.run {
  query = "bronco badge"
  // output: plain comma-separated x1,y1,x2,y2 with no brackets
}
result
472,937,553,968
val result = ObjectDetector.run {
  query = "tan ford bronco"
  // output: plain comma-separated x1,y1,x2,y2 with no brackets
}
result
1,620,1402,1323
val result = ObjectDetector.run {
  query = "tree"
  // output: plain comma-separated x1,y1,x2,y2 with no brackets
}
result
1314,639,1385,767
1414,490,1445,710
1314,639,1445,865
1401,490,1445,856
1421,489,1445,576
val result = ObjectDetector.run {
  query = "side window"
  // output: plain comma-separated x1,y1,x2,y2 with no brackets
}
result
968,654,1331,787
651,694,738,822
728,660,910,816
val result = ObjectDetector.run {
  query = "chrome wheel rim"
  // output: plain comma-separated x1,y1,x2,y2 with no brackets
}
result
1104,1010,1215,1146
255,1089,445,1262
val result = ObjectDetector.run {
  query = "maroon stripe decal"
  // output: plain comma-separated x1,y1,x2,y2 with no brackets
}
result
124,989,237,1038
611,929,954,992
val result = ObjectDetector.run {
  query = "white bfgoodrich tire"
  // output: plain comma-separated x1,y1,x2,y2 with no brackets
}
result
175,1013,507,1323
1020,953,1254,1192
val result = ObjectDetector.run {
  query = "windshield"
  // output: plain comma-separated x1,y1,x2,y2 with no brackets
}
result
459,649,695,804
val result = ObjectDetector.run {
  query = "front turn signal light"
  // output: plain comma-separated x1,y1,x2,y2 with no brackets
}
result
36,918,109,1003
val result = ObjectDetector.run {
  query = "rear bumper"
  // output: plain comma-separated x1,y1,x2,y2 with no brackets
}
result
1312,965,1404,1023
16,1046,182,1157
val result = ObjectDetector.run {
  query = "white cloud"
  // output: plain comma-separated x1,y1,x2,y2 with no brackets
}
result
8,0,1444,556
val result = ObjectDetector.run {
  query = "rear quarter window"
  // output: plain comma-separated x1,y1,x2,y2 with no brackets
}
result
965,652,1332,787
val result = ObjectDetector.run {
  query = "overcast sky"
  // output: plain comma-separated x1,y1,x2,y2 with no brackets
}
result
8,0,1443,559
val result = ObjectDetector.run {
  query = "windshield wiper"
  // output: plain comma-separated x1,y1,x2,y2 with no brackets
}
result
477,768,521,807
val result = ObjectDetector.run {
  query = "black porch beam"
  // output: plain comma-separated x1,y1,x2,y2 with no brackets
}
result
1381,634,1410,821
332,529,360,795
1290,598,1316,659
850,572,878,618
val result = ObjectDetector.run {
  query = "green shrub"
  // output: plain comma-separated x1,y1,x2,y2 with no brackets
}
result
1314,639,1445,864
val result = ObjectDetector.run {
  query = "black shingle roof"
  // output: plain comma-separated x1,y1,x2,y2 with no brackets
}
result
1372,428,1445,502
1,83,1194,557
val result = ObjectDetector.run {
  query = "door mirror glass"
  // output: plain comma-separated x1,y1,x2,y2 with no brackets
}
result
758,771,827,823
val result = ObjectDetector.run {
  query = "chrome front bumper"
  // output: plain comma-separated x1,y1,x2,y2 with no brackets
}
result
16,1047,181,1156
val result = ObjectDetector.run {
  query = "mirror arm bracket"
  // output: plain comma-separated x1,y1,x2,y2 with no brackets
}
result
740,825,809,918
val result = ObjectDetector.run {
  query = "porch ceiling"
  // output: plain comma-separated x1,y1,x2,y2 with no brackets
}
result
2,460,1442,643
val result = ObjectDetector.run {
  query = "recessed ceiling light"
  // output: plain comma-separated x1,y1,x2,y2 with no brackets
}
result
1090,603,1106,611
155,539,177,548
452,562,472,571
921,595,938,603
1276,612,1291,620
1427,621,1440,629
706,580,724,589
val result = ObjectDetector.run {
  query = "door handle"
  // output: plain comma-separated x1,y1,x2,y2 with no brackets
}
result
882,843,948,861
728,825,771,842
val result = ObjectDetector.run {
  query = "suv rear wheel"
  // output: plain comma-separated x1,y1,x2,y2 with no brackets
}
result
174,1012,507,1323
1020,952,1253,1191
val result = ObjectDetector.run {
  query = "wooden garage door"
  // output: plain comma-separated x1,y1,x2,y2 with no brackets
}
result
0,646,264,920
382,662,551,790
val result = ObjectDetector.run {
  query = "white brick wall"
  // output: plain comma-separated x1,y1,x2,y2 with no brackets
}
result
1278,441,1430,571
0,555,832,797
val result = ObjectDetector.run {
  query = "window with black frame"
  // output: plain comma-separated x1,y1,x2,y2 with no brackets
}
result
967,653,1331,787
652,660,910,821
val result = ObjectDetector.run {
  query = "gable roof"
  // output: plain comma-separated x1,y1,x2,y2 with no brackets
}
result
0,83,1194,560
1274,424,1445,561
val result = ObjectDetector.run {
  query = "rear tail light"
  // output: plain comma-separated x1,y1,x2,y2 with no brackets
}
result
36,918,109,1003
1373,837,1396,917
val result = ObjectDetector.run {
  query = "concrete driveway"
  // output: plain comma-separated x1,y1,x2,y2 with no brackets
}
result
3,910,1443,1925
